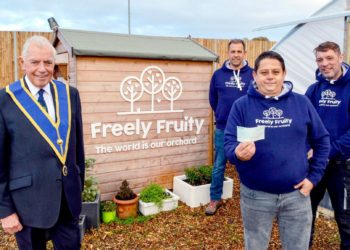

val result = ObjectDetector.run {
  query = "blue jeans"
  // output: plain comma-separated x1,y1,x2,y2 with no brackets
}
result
240,184,312,250
210,129,227,200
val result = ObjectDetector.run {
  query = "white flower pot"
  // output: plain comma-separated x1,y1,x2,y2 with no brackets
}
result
173,175,233,208
139,189,179,216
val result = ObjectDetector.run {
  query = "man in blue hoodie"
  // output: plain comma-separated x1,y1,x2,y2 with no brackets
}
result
225,51,330,249
206,39,253,215
306,41,350,249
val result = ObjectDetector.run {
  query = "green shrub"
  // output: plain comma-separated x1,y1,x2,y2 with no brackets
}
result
198,165,212,184
184,165,213,186
114,215,153,224
82,158,99,202
101,200,116,212
139,183,171,208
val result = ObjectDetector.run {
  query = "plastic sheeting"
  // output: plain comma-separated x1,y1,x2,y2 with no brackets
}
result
272,0,346,94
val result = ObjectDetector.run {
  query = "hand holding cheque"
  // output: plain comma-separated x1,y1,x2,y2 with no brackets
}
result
235,126,264,161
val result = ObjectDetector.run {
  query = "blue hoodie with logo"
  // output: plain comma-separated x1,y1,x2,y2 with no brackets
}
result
224,82,330,194
209,60,253,129
305,63,350,160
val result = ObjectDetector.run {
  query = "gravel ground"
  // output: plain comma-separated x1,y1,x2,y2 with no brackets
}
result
0,167,340,249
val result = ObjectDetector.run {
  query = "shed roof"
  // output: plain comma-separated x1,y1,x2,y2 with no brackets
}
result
55,29,218,62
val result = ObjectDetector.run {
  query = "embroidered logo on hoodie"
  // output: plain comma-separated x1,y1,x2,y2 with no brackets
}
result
319,89,341,107
225,76,246,90
255,107,292,128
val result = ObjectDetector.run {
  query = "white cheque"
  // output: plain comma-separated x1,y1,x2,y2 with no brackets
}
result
237,126,265,142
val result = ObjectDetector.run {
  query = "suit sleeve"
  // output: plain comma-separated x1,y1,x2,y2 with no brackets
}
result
0,105,16,218
75,89,85,190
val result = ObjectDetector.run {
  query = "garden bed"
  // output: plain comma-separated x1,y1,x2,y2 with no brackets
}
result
0,167,340,249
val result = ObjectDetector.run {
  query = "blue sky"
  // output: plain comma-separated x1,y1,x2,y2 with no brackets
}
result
0,0,330,41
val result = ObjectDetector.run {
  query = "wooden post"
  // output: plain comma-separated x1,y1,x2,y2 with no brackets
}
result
13,31,18,83
345,0,350,63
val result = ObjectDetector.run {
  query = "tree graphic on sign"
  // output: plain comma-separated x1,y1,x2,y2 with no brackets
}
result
120,76,143,113
118,65,184,115
163,77,182,111
141,66,165,112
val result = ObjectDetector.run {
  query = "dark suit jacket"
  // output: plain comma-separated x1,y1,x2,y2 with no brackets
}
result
0,80,85,229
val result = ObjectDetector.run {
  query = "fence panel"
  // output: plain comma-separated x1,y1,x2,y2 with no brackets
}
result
0,31,275,87
0,32,14,87
0,31,53,87
193,38,275,69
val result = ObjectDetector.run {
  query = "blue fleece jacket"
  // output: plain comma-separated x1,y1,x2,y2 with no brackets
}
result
224,82,330,194
305,63,350,160
209,60,253,129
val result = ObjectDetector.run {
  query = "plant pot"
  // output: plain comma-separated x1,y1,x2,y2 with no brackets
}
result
173,175,233,208
139,189,179,216
113,195,139,219
81,192,100,229
102,210,116,223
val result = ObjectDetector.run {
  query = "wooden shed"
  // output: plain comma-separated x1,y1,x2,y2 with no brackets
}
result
52,28,218,200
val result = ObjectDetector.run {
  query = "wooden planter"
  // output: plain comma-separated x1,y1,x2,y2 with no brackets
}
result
173,175,233,208
138,189,179,216
113,195,139,219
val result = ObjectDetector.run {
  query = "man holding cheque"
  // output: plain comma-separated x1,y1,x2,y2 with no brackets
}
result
224,51,330,250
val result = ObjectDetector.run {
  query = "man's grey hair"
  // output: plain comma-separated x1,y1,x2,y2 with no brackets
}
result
21,36,57,60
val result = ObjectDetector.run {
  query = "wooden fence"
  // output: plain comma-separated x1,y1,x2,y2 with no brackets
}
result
193,38,275,69
0,32,53,87
0,31,275,87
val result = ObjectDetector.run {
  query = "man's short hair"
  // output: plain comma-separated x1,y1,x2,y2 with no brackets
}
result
228,39,246,51
21,35,57,60
314,41,341,55
254,51,285,73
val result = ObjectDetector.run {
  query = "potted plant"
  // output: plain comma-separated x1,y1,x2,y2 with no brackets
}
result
138,183,179,216
112,180,139,219
173,165,233,208
185,164,212,186
81,158,100,229
101,200,116,223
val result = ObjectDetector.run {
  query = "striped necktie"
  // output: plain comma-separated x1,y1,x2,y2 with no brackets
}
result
37,89,48,112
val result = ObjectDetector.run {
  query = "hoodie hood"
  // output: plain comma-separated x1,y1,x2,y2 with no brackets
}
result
221,60,251,73
247,81,293,100
315,62,350,86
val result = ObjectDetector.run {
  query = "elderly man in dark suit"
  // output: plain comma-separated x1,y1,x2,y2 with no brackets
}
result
0,35,85,249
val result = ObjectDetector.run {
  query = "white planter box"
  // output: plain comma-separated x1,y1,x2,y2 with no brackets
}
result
139,189,179,216
173,175,233,208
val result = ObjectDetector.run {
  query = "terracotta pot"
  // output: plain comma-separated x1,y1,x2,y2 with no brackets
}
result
112,195,139,219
